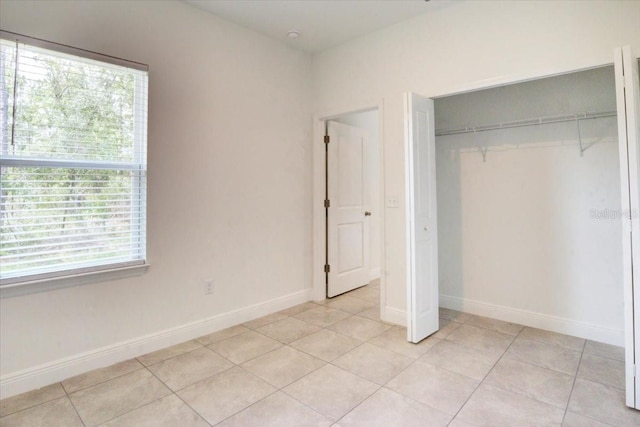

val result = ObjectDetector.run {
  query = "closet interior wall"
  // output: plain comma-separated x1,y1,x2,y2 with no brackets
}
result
434,66,623,344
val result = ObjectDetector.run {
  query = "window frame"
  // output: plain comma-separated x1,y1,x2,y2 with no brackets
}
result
0,30,149,292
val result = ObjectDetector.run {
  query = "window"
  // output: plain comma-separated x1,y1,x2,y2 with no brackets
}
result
0,31,148,286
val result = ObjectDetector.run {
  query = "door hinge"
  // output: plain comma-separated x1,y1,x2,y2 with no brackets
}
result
324,264,330,273
324,135,330,144
324,199,330,208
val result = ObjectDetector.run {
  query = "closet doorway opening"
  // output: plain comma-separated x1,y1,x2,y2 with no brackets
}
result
432,65,622,347
408,50,639,408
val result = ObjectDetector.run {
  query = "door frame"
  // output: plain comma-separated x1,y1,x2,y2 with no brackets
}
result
312,101,385,306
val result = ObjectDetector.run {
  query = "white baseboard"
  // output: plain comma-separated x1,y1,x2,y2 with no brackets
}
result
440,294,624,347
369,268,381,281
382,306,406,326
378,295,623,347
0,288,312,399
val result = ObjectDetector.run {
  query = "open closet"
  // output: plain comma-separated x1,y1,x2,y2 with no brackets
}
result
403,48,640,408
433,66,622,346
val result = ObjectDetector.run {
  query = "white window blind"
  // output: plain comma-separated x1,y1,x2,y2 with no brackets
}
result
0,31,148,285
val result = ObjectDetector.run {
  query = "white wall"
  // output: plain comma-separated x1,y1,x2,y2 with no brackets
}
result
312,0,640,343
0,0,312,396
334,110,381,279
436,67,623,343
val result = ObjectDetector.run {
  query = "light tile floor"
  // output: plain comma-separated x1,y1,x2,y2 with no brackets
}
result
1,280,638,426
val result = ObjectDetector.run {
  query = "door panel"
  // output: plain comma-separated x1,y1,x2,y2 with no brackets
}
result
338,134,364,206
338,223,364,273
416,240,434,315
615,46,640,409
416,110,434,216
404,92,439,343
327,121,370,297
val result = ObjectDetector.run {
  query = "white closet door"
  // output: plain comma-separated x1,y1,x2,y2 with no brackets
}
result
615,45,640,409
404,92,439,343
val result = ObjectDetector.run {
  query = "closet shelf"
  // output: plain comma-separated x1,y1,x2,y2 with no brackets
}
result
435,110,617,137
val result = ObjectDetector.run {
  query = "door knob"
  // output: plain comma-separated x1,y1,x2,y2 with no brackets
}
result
364,211,372,216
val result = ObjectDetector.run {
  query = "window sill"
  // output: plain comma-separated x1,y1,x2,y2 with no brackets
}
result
0,263,150,298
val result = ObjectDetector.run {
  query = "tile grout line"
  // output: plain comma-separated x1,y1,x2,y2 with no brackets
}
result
142,362,216,427
92,365,180,426
10,364,151,426
486,325,586,387
561,339,586,425
326,341,386,382
511,331,585,353
65,389,88,427
376,337,455,423
0,386,67,420
459,313,524,337
444,322,523,426
278,369,361,425
469,321,588,380
582,351,626,363
136,340,205,367
581,339,626,363
1,384,90,427
207,367,283,426
62,364,148,396
321,321,386,425
498,350,583,381
559,378,621,426
331,383,384,425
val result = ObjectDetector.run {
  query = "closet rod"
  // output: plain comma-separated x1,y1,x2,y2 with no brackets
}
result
435,110,617,137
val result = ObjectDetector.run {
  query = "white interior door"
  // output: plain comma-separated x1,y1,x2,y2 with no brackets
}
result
616,46,640,410
327,121,370,298
404,92,439,343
